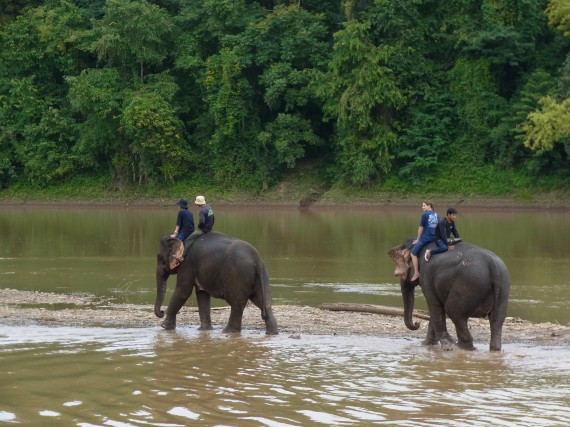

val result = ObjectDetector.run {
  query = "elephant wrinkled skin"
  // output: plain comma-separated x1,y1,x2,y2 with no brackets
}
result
155,232,278,335
388,239,510,351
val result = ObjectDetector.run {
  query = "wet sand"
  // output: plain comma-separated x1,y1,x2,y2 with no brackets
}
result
1,288,569,348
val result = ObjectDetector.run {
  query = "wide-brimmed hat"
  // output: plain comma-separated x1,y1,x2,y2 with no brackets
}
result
176,198,189,209
195,195,206,205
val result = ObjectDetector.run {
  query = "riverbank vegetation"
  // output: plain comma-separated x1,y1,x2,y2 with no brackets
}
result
1,1,569,202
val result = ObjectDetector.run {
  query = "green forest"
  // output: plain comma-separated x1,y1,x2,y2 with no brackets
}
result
1,0,569,200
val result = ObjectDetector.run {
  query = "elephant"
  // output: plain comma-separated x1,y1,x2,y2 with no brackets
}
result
155,232,278,335
387,238,510,351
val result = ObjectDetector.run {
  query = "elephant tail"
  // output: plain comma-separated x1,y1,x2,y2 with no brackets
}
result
488,255,510,351
257,261,270,321
490,256,510,320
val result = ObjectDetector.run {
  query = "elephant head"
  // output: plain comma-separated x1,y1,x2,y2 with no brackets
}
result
155,236,184,318
387,239,414,281
387,239,421,331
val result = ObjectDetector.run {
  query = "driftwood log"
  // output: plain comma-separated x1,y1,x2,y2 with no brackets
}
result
318,303,430,320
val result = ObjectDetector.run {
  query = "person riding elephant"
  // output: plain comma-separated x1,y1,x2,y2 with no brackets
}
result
410,202,439,282
388,238,510,351
170,198,195,242
155,232,278,335
183,195,214,255
424,207,461,262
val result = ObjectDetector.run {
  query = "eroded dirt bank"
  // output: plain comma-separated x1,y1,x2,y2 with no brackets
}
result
1,191,569,210
1,289,569,347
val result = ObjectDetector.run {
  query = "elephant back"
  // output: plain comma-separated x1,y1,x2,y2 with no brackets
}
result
189,231,261,265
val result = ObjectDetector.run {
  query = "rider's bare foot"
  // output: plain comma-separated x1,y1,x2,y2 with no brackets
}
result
411,273,420,282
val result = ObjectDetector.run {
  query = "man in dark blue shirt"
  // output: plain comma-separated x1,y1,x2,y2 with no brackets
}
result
424,207,461,262
170,198,195,241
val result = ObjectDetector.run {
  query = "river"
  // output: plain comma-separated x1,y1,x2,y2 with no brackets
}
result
0,204,569,426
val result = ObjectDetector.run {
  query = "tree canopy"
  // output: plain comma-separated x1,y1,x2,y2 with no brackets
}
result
1,0,569,193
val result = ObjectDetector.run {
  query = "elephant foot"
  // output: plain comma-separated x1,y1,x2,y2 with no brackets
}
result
264,317,279,335
222,325,241,334
490,338,502,351
161,319,176,330
422,334,439,346
457,341,476,351
265,329,279,336
198,324,214,331
441,342,457,351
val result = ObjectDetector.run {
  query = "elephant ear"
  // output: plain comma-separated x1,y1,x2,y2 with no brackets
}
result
388,243,411,263
388,244,412,279
169,240,184,270
158,236,184,270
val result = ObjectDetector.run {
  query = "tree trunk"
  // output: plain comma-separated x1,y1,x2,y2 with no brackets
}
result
318,303,429,320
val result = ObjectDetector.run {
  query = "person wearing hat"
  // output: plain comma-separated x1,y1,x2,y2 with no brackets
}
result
183,195,215,254
170,198,195,241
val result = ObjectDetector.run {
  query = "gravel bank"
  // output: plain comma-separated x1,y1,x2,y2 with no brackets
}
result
1,289,569,348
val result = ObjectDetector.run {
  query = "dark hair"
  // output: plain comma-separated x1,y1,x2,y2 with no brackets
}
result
447,207,458,215
424,201,434,209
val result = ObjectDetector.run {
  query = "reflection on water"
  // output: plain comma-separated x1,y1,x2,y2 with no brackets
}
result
0,325,569,426
1,205,569,323
1,206,570,425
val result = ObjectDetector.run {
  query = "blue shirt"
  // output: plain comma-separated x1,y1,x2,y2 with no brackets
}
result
176,209,195,240
419,211,439,241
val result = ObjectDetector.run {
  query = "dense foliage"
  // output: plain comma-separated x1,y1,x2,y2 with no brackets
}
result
1,0,569,195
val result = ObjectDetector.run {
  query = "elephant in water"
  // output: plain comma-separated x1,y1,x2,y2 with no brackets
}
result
155,232,278,335
388,239,510,351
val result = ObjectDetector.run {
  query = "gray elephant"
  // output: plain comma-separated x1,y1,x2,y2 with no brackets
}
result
387,238,510,351
155,232,278,335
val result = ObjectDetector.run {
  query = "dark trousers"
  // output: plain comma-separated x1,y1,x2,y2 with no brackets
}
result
183,228,205,254
430,239,449,255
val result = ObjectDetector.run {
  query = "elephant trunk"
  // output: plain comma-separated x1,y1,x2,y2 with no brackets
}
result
401,279,420,330
155,269,169,318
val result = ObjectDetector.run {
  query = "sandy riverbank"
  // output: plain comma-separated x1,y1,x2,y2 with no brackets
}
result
1,289,569,348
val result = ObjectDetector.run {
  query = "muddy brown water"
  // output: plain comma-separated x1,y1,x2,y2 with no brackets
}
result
1,205,569,426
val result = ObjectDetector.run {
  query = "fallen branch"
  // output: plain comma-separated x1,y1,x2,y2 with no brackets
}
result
318,303,430,320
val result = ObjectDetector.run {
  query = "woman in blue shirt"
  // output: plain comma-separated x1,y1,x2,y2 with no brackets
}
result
410,202,439,282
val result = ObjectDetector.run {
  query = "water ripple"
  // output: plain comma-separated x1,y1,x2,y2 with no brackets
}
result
0,326,569,426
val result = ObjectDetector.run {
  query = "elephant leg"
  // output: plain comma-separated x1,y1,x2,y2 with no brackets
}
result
249,293,278,335
451,317,475,351
162,285,193,330
422,321,439,346
427,304,455,346
262,306,278,336
488,311,504,351
196,290,213,331
223,302,245,333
